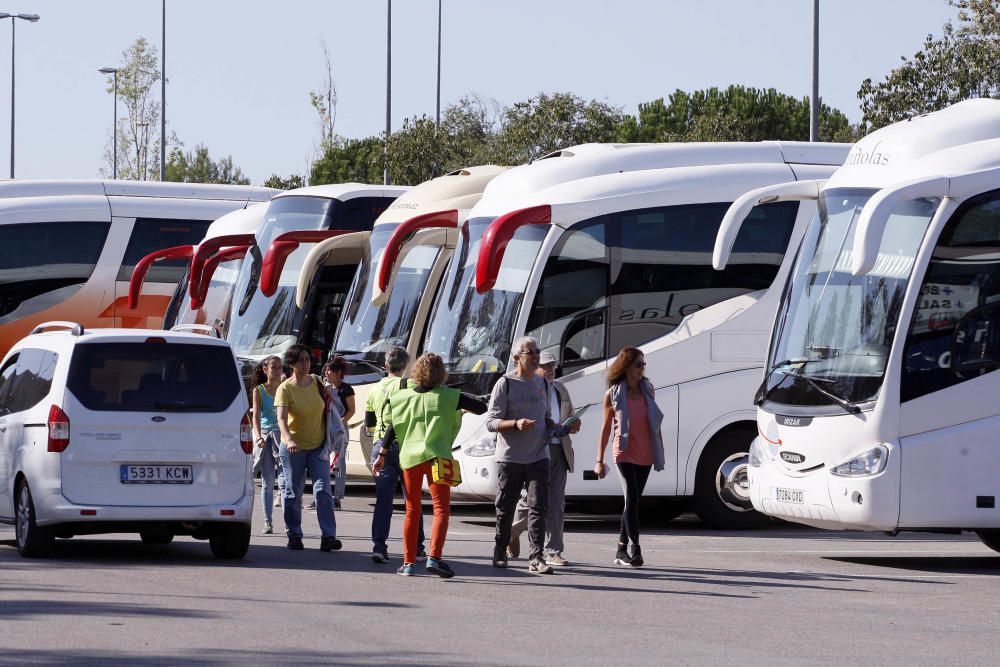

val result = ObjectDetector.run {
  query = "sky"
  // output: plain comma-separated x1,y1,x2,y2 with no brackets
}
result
0,0,960,183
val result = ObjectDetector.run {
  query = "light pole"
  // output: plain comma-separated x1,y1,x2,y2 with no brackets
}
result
160,0,166,181
99,67,119,179
0,12,40,179
384,0,391,185
810,0,819,142
436,0,441,128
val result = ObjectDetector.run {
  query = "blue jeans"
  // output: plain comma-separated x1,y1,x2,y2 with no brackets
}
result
259,430,282,524
280,442,337,539
371,443,424,555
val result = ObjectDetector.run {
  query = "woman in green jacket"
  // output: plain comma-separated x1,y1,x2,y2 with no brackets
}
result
374,353,486,578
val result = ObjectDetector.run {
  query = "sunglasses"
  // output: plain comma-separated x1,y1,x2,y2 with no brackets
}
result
632,361,646,369
520,348,541,355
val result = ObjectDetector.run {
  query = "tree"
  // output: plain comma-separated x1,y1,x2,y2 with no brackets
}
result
263,174,306,190
102,37,164,180
494,92,625,164
858,0,1000,132
617,86,857,143
165,144,249,184
382,95,502,185
309,41,338,151
310,137,383,185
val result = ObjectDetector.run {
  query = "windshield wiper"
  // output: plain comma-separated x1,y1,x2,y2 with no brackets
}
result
154,402,215,412
796,375,861,415
755,358,822,406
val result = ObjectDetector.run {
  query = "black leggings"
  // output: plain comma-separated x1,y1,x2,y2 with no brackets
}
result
617,462,652,545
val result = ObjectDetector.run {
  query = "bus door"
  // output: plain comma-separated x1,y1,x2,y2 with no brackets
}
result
295,232,370,366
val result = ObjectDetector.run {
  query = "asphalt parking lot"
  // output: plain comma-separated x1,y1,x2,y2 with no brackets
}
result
2,487,1000,666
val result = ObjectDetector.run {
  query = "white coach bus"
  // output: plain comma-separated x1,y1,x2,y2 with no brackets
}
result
426,141,850,528
223,184,407,379
717,100,1000,550
310,166,506,476
157,203,269,336
0,180,275,357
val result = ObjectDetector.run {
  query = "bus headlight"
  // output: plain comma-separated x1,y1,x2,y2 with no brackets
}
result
830,445,888,477
748,439,769,468
463,436,497,458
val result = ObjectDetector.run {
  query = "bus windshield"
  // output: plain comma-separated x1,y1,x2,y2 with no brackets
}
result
423,217,547,396
763,188,939,410
334,225,441,369
226,196,340,359
164,258,244,336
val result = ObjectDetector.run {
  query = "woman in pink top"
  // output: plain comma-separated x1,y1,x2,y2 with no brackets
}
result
595,347,665,567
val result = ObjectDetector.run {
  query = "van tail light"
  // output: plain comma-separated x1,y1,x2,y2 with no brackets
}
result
48,405,70,452
239,413,253,454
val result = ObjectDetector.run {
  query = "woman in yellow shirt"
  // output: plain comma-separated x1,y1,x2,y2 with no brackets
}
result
275,344,340,552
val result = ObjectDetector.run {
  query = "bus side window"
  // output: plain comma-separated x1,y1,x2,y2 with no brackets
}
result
116,218,212,282
607,201,797,353
902,190,1000,401
524,219,609,371
0,221,110,318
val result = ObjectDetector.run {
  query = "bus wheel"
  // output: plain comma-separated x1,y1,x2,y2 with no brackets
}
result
694,430,769,530
975,530,1000,554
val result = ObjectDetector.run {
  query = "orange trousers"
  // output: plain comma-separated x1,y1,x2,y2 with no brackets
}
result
401,460,451,564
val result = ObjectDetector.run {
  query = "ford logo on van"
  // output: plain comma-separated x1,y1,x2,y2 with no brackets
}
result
780,451,805,464
151,416,166,423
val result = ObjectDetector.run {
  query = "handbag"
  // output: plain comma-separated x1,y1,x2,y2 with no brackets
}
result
430,456,462,487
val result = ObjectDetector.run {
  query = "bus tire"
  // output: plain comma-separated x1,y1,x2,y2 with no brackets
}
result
15,480,54,558
976,530,1000,554
210,523,251,559
694,429,769,530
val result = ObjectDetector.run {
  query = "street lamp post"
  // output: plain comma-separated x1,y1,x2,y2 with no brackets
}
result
384,0,391,185
810,0,819,142
0,12,40,179
99,67,119,179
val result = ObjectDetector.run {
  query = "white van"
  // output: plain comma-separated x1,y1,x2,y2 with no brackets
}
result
0,322,253,558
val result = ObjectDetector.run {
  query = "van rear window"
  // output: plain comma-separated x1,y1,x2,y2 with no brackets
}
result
67,343,241,412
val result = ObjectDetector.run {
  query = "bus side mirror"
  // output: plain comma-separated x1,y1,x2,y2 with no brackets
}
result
950,302,1000,374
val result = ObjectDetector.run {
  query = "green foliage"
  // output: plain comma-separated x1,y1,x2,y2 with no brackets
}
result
617,85,857,143
310,137,383,185
493,92,625,164
383,95,501,185
104,37,162,180
263,174,306,190
165,144,249,185
858,0,1000,132
309,88,857,186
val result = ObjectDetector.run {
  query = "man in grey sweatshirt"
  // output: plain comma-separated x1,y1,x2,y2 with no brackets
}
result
487,336,555,575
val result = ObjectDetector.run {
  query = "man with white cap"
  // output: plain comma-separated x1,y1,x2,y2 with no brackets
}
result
507,349,580,566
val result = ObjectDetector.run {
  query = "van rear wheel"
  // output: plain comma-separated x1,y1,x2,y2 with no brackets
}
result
976,530,1000,553
140,532,174,545
694,430,769,530
210,523,251,559
15,481,53,557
